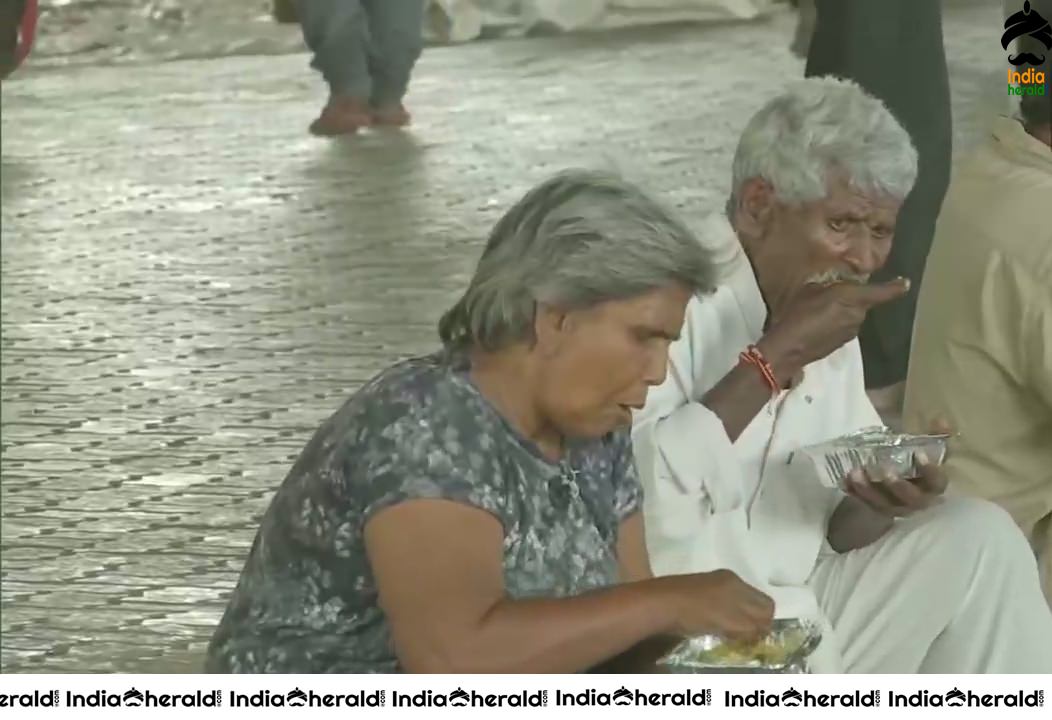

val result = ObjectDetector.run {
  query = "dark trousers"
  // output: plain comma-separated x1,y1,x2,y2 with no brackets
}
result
0,0,28,77
293,0,425,107
806,0,953,388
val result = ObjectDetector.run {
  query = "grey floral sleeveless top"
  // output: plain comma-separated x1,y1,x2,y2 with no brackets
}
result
205,351,643,673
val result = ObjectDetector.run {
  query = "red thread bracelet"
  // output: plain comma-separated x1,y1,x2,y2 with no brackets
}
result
739,345,781,395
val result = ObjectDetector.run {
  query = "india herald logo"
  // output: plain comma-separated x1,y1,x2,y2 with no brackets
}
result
449,688,470,707
1003,1,1052,66
286,688,308,707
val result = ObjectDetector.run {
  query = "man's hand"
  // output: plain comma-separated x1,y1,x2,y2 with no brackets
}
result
760,279,910,380
844,455,947,517
844,419,953,517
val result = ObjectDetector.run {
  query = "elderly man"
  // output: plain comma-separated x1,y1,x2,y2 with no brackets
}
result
206,170,775,673
802,0,952,418
904,37,1051,605
633,78,1052,673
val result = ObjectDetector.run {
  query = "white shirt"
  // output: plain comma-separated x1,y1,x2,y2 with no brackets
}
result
631,214,883,621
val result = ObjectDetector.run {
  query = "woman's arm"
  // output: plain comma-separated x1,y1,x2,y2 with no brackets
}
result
366,500,674,674
366,501,773,674
588,512,680,673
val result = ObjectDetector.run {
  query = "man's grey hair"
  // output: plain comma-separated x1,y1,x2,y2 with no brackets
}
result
439,169,716,353
727,77,919,215
1020,85,1052,129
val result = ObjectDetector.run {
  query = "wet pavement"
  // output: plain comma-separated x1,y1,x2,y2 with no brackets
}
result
31,0,316,69
1,2,1006,672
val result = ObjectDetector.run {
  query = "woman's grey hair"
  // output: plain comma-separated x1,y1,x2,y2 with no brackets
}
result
727,77,919,215
439,169,716,353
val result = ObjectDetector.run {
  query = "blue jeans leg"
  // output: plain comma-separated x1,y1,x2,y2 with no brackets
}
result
363,0,426,108
294,0,372,100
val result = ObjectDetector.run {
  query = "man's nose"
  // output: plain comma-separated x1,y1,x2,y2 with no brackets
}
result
844,234,888,276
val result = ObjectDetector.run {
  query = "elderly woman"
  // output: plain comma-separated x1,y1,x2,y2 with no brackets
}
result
633,78,1052,672
205,170,775,673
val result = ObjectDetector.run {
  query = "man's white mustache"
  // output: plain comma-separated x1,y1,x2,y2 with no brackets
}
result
805,269,869,286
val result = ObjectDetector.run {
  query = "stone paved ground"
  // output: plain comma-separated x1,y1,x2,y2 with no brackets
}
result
1,2,1006,672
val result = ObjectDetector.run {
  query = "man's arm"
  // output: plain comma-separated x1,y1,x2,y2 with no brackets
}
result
700,336,802,441
703,280,909,440
826,494,894,553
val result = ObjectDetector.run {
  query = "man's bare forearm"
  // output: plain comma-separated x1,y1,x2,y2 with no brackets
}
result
826,495,894,553
701,335,803,441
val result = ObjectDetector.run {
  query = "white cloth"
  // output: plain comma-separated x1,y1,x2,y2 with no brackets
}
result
425,0,775,43
632,213,1052,673
811,497,1052,673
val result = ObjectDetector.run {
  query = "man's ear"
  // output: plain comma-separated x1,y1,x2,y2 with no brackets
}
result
734,177,776,240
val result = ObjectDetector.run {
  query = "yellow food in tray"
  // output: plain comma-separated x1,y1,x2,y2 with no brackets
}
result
697,629,807,666
659,619,820,672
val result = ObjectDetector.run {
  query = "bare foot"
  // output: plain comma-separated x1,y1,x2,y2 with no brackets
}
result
371,103,412,128
309,97,372,137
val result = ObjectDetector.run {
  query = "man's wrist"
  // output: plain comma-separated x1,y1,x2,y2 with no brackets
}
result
755,332,804,388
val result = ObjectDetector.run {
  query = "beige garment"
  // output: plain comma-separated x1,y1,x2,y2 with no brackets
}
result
903,116,1052,605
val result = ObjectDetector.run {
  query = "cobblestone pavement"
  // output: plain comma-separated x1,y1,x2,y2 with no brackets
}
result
1,3,1006,672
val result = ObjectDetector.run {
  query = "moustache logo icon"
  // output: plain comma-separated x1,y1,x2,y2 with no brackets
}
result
1009,51,1047,65
287,688,308,707
613,687,632,706
449,688,470,707
782,688,803,706
945,688,967,707
123,688,144,706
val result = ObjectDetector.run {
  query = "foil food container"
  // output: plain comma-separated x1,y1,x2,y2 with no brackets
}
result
788,426,951,491
658,619,822,673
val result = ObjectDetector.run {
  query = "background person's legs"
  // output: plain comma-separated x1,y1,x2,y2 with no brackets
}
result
0,0,28,78
364,0,426,125
806,0,952,396
294,0,374,135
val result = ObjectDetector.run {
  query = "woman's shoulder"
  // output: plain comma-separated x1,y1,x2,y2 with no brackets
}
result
328,351,489,458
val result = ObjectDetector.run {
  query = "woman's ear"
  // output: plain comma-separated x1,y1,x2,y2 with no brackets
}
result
533,303,569,356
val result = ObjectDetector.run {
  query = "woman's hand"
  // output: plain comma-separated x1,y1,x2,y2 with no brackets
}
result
654,569,775,643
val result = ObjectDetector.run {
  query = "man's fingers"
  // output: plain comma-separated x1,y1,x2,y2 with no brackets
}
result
884,474,931,509
913,456,948,495
855,277,911,307
846,469,902,515
928,416,955,435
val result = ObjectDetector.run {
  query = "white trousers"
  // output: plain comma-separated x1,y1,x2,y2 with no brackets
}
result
809,496,1052,673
